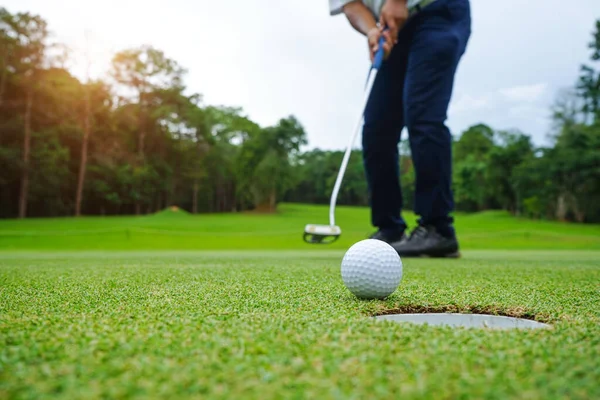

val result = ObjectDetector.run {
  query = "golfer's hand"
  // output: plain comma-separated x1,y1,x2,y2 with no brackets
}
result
367,26,394,62
380,0,408,44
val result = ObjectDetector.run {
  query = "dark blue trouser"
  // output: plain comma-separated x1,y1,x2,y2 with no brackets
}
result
362,0,471,237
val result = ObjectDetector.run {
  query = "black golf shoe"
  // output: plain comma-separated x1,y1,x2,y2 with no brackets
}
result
392,225,460,258
369,229,407,245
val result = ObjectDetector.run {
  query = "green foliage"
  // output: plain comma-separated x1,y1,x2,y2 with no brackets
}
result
0,7,48,75
0,145,19,186
550,123,600,222
399,155,415,210
0,8,599,224
454,123,494,161
111,45,187,96
577,19,600,124
486,130,534,213
511,151,555,219
236,116,307,211
27,132,71,216
0,8,313,217
286,149,369,207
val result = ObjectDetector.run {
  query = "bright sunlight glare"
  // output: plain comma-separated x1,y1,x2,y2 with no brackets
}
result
48,0,160,82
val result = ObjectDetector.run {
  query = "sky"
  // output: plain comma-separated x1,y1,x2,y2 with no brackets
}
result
5,0,600,150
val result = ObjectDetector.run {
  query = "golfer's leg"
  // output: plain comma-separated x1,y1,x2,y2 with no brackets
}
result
362,37,410,236
404,0,471,237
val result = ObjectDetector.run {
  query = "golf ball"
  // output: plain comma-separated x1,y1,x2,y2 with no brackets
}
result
341,239,403,299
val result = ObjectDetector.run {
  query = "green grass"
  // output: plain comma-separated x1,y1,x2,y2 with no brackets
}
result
1,251,599,399
1,204,599,398
1,203,599,250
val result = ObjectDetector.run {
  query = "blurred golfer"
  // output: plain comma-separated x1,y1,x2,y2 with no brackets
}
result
329,0,471,257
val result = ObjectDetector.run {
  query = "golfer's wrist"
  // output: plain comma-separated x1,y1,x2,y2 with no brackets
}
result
343,1,378,36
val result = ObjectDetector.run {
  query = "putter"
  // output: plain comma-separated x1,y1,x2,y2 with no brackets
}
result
303,34,386,244
303,3,436,244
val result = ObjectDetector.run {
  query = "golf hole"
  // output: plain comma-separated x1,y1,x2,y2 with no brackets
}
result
373,305,551,330
375,313,550,330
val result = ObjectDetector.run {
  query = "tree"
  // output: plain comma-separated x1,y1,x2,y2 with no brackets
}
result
486,130,534,214
511,149,555,219
110,45,187,214
452,124,495,211
203,105,260,212
577,19,600,124
237,116,307,212
550,88,585,136
179,99,206,214
0,8,16,109
2,10,49,218
454,123,494,161
549,123,600,222
74,32,93,217
111,45,186,157
2,6,598,223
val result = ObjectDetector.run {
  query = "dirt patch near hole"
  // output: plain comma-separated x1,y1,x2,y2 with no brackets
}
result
373,304,551,323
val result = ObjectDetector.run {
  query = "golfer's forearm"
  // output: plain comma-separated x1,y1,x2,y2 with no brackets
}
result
342,1,377,36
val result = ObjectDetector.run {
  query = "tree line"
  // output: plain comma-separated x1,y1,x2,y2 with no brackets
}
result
1,8,598,222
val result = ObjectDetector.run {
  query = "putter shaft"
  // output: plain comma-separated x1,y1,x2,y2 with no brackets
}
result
329,68,379,227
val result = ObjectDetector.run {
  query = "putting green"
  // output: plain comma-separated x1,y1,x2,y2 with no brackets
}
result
1,250,598,399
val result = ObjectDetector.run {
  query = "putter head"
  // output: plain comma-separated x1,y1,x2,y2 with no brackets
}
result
303,224,341,244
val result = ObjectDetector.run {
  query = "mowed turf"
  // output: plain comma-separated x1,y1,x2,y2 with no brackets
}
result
1,205,599,398
1,251,599,399
0,203,599,250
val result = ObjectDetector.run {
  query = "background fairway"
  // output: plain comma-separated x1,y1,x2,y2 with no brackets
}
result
1,203,600,250
1,251,599,399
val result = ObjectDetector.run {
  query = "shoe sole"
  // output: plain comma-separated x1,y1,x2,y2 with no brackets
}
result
428,251,461,259
398,251,461,259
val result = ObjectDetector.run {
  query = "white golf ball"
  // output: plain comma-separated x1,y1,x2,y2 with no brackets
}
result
341,239,403,299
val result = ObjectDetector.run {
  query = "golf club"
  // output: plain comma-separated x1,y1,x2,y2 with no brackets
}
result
303,34,386,244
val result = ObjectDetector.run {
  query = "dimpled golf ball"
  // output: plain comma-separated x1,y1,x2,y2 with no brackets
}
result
341,239,403,299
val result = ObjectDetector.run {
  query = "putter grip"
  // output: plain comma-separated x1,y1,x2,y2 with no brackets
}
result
372,30,387,70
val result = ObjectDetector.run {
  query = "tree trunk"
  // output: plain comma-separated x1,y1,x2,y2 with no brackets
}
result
568,193,585,223
231,182,236,211
556,194,567,221
192,181,198,214
217,183,222,212
269,189,276,213
170,175,176,207
138,97,146,157
0,67,6,109
215,183,220,212
75,82,91,216
139,129,145,157
18,87,33,219
165,187,171,209
135,94,145,215
220,183,225,212
0,43,10,111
